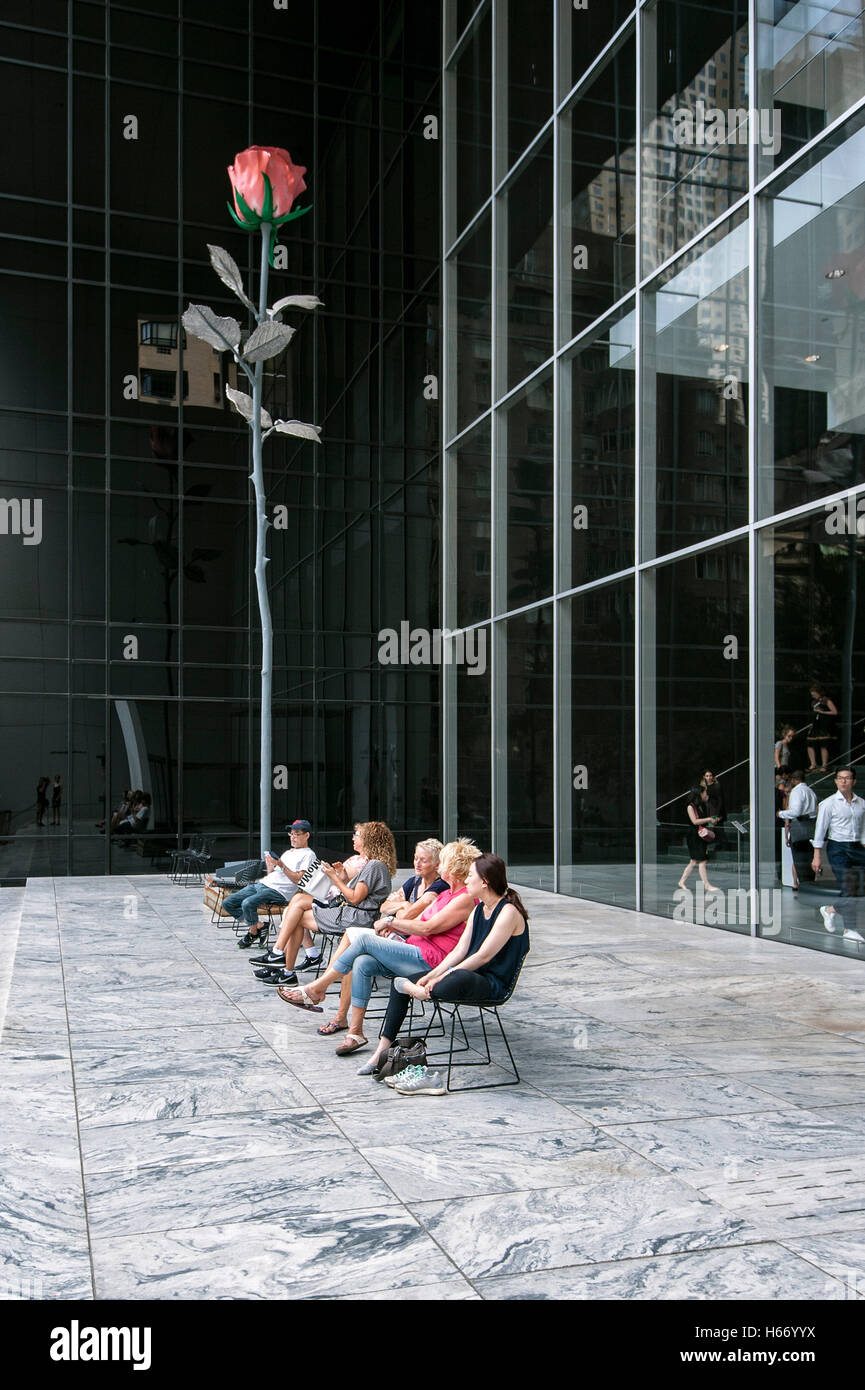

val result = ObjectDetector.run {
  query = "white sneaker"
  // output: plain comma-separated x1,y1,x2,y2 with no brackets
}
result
820,906,838,933
843,928,865,943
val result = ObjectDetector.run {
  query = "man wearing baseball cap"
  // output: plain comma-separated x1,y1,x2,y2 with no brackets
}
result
222,819,317,949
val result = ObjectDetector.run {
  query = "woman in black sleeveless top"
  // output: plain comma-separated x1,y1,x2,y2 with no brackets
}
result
359,853,530,1075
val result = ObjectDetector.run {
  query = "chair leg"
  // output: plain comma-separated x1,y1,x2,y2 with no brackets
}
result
430,1005,520,1092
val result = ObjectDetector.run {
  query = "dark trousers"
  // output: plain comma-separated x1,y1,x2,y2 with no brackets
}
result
825,841,865,935
381,968,500,1041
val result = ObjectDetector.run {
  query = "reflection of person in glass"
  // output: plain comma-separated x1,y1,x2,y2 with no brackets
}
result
812,768,865,944
774,725,795,771
678,785,721,894
777,770,818,891
701,770,726,851
35,776,49,828
807,685,838,771
51,775,62,826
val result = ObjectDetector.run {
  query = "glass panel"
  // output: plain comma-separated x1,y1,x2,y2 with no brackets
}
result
505,608,554,886
561,0,635,101
563,308,635,590
506,138,554,391
756,506,865,956
182,701,249,836
507,0,553,164
455,422,492,626
643,210,749,560
758,110,865,518
456,640,491,842
108,700,178,865
642,0,749,275
756,0,865,177
559,579,636,907
454,212,492,433
561,38,637,341
454,9,491,235
0,491,67,622
505,371,554,609
642,538,750,926
0,695,68,879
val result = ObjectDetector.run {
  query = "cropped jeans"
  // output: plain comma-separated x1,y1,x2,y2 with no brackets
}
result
332,934,429,1010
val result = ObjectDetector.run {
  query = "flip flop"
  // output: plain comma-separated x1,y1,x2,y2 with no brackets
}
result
335,1033,368,1056
317,1018,348,1036
277,985,324,1012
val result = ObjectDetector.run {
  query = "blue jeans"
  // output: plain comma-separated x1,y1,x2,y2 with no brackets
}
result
222,884,289,927
332,935,428,1010
825,841,865,935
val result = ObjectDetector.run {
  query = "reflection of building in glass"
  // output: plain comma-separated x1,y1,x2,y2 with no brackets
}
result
137,317,236,408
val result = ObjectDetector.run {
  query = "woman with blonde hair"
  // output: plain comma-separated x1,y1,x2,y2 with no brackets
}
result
257,821,396,1031
279,838,481,1055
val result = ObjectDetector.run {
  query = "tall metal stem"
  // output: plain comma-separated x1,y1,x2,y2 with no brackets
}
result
251,223,273,854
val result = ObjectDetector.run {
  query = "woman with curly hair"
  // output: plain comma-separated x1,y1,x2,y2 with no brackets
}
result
278,838,481,1055
259,821,397,1031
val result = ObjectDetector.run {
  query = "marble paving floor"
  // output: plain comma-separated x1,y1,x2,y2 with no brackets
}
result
2,875,865,1302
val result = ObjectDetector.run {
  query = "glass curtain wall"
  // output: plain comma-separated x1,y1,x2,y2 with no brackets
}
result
442,0,865,958
0,0,442,880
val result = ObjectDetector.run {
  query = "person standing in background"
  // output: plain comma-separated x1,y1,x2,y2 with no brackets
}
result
777,770,818,890
807,685,839,772
35,776,49,828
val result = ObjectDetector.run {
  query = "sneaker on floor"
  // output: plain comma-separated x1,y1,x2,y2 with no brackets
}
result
295,952,322,971
843,928,865,943
384,1064,425,1090
819,906,838,934
393,1066,446,1096
249,949,285,965
257,969,299,986
237,932,263,949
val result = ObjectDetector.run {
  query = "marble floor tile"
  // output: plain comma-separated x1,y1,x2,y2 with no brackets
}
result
61,958,204,991
780,1231,865,1298
359,1129,661,1203
64,988,242,1032
0,1228,92,1302
90,1207,460,1299
697,1157,865,1238
730,1065,865,1110
75,1065,316,1126
328,1087,589,1147
410,1177,763,1279
80,1107,344,1174
71,1042,275,1088
560,1073,795,1124
341,1276,481,1300
675,1033,865,1074
516,1048,713,1092
605,1106,865,1175
604,1013,819,1046
68,1022,260,1054
570,994,758,1025
84,1146,395,1236
474,1241,852,1300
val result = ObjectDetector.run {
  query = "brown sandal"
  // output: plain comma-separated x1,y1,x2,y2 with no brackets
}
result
335,1033,368,1056
317,1019,348,1036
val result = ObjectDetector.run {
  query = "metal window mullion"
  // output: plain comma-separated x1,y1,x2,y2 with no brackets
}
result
552,3,561,892
442,16,458,841
633,0,645,911
747,0,759,936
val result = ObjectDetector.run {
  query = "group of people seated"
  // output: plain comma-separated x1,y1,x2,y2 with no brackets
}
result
97,789,152,837
214,819,530,1096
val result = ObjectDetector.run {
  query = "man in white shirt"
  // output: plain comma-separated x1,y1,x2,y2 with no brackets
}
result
777,770,818,887
811,769,865,943
222,820,316,949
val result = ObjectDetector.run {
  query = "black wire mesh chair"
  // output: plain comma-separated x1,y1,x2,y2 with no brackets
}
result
180,835,214,886
420,958,526,1091
167,834,203,883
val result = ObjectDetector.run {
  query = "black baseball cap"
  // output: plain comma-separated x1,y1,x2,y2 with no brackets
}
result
287,819,312,833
